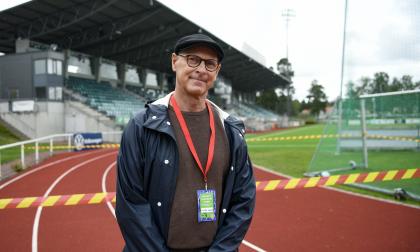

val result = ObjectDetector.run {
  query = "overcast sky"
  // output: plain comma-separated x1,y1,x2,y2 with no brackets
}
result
1,0,419,100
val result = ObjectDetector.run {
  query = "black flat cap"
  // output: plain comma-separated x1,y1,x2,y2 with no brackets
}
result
174,33,224,62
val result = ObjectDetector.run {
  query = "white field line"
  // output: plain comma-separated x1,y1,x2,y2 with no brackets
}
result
103,164,267,252
32,151,118,252
0,149,108,190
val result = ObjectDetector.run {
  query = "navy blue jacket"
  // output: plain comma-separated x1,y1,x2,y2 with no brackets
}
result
116,93,256,251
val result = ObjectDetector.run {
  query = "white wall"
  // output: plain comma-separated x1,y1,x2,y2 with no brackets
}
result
0,101,120,140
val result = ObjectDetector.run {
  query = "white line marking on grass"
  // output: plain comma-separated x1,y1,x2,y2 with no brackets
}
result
101,161,116,218
247,125,320,140
32,151,118,252
0,149,109,190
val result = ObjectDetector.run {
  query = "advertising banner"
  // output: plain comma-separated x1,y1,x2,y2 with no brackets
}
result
73,133,103,151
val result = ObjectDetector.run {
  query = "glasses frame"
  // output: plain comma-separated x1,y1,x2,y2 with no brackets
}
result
177,54,220,72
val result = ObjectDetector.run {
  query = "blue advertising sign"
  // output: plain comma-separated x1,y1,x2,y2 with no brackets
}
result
73,133,103,151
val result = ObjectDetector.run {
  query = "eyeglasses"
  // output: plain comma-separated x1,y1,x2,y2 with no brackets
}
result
177,54,219,72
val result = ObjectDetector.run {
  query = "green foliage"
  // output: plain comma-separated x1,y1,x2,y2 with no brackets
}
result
256,88,278,111
347,72,420,96
0,123,20,145
306,80,328,116
12,162,24,172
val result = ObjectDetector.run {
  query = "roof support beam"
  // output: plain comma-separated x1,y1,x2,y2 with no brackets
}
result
67,8,163,50
14,0,119,39
97,20,186,58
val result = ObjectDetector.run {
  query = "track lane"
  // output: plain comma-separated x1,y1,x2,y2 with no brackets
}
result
244,167,420,251
0,149,112,252
2,151,420,251
37,151,123,251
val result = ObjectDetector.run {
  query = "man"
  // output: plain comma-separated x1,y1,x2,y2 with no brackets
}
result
116,33,256,252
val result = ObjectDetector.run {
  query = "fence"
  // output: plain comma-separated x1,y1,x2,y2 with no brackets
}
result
0,131,122,180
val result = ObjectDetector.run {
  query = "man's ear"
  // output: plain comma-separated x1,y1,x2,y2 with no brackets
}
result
171,53,177,72
215,64,221,75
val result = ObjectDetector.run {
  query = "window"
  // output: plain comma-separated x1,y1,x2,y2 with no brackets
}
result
35,59,62,75
34,60,46,74
68,55,92,75
145,72,158,87
48,87,55,100
100,62,118,80
55,87,62,100
56,60,62,75
125,68,140,84
35,87,46,99
47,59,53,74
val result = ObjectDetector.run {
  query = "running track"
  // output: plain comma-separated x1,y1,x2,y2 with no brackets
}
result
1,149,419,251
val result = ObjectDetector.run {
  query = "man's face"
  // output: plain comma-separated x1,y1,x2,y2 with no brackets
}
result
172,45,220,98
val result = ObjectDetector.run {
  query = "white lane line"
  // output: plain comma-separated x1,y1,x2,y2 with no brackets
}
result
242,240,267,252
101,161,116,218
0,149,109,190
102,163,266,252
32,151,118,252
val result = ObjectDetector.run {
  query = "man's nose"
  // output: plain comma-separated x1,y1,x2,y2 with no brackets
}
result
195,60,207,72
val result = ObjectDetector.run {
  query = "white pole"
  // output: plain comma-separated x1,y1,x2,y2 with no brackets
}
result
68,135,72,152
336,99,343,155
50,138,53,156
35,141,39,164
21,144,25,168
360,99,368,168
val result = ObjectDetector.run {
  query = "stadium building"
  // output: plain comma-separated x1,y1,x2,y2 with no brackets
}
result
0,0,291,139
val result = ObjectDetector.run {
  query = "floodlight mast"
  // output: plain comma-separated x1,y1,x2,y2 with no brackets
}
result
282,8,295,60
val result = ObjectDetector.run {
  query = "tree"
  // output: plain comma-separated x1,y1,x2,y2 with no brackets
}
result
276,58,294,78
255,88,278,112
351,72,419,95
356,76,371,95
346,81,358,98
277,58,294,115
369,72,390,93
306,80,328,116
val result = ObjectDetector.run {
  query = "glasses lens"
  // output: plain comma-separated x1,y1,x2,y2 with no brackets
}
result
205,60,218,71
187,55,201,67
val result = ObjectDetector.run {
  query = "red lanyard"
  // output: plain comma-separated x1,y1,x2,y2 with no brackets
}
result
170,95,215,186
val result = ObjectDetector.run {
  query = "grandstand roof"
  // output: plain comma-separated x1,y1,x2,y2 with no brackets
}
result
0,0,291,92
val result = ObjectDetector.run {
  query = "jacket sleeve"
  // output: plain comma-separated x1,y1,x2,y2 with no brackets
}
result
209,138,256,252
116,117,169,252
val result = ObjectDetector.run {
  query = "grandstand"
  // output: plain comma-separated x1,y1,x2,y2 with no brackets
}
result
0,0,290,139
66,76,146,125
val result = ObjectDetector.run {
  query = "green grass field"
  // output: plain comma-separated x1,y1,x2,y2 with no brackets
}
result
0,123,53,166
246,124,420,205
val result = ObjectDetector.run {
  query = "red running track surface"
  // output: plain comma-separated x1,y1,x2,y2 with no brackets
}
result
0,150,419,251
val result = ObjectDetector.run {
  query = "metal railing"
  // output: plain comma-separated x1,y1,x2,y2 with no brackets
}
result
0,131,122,179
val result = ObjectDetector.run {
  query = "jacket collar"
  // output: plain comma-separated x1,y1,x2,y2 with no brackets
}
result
152,92,230,121
144,92,245,136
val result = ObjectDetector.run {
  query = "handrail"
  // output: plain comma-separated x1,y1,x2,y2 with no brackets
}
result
0,131,122,179
0,134,72,150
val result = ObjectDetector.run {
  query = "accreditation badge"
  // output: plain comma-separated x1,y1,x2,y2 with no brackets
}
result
197,189,216,222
